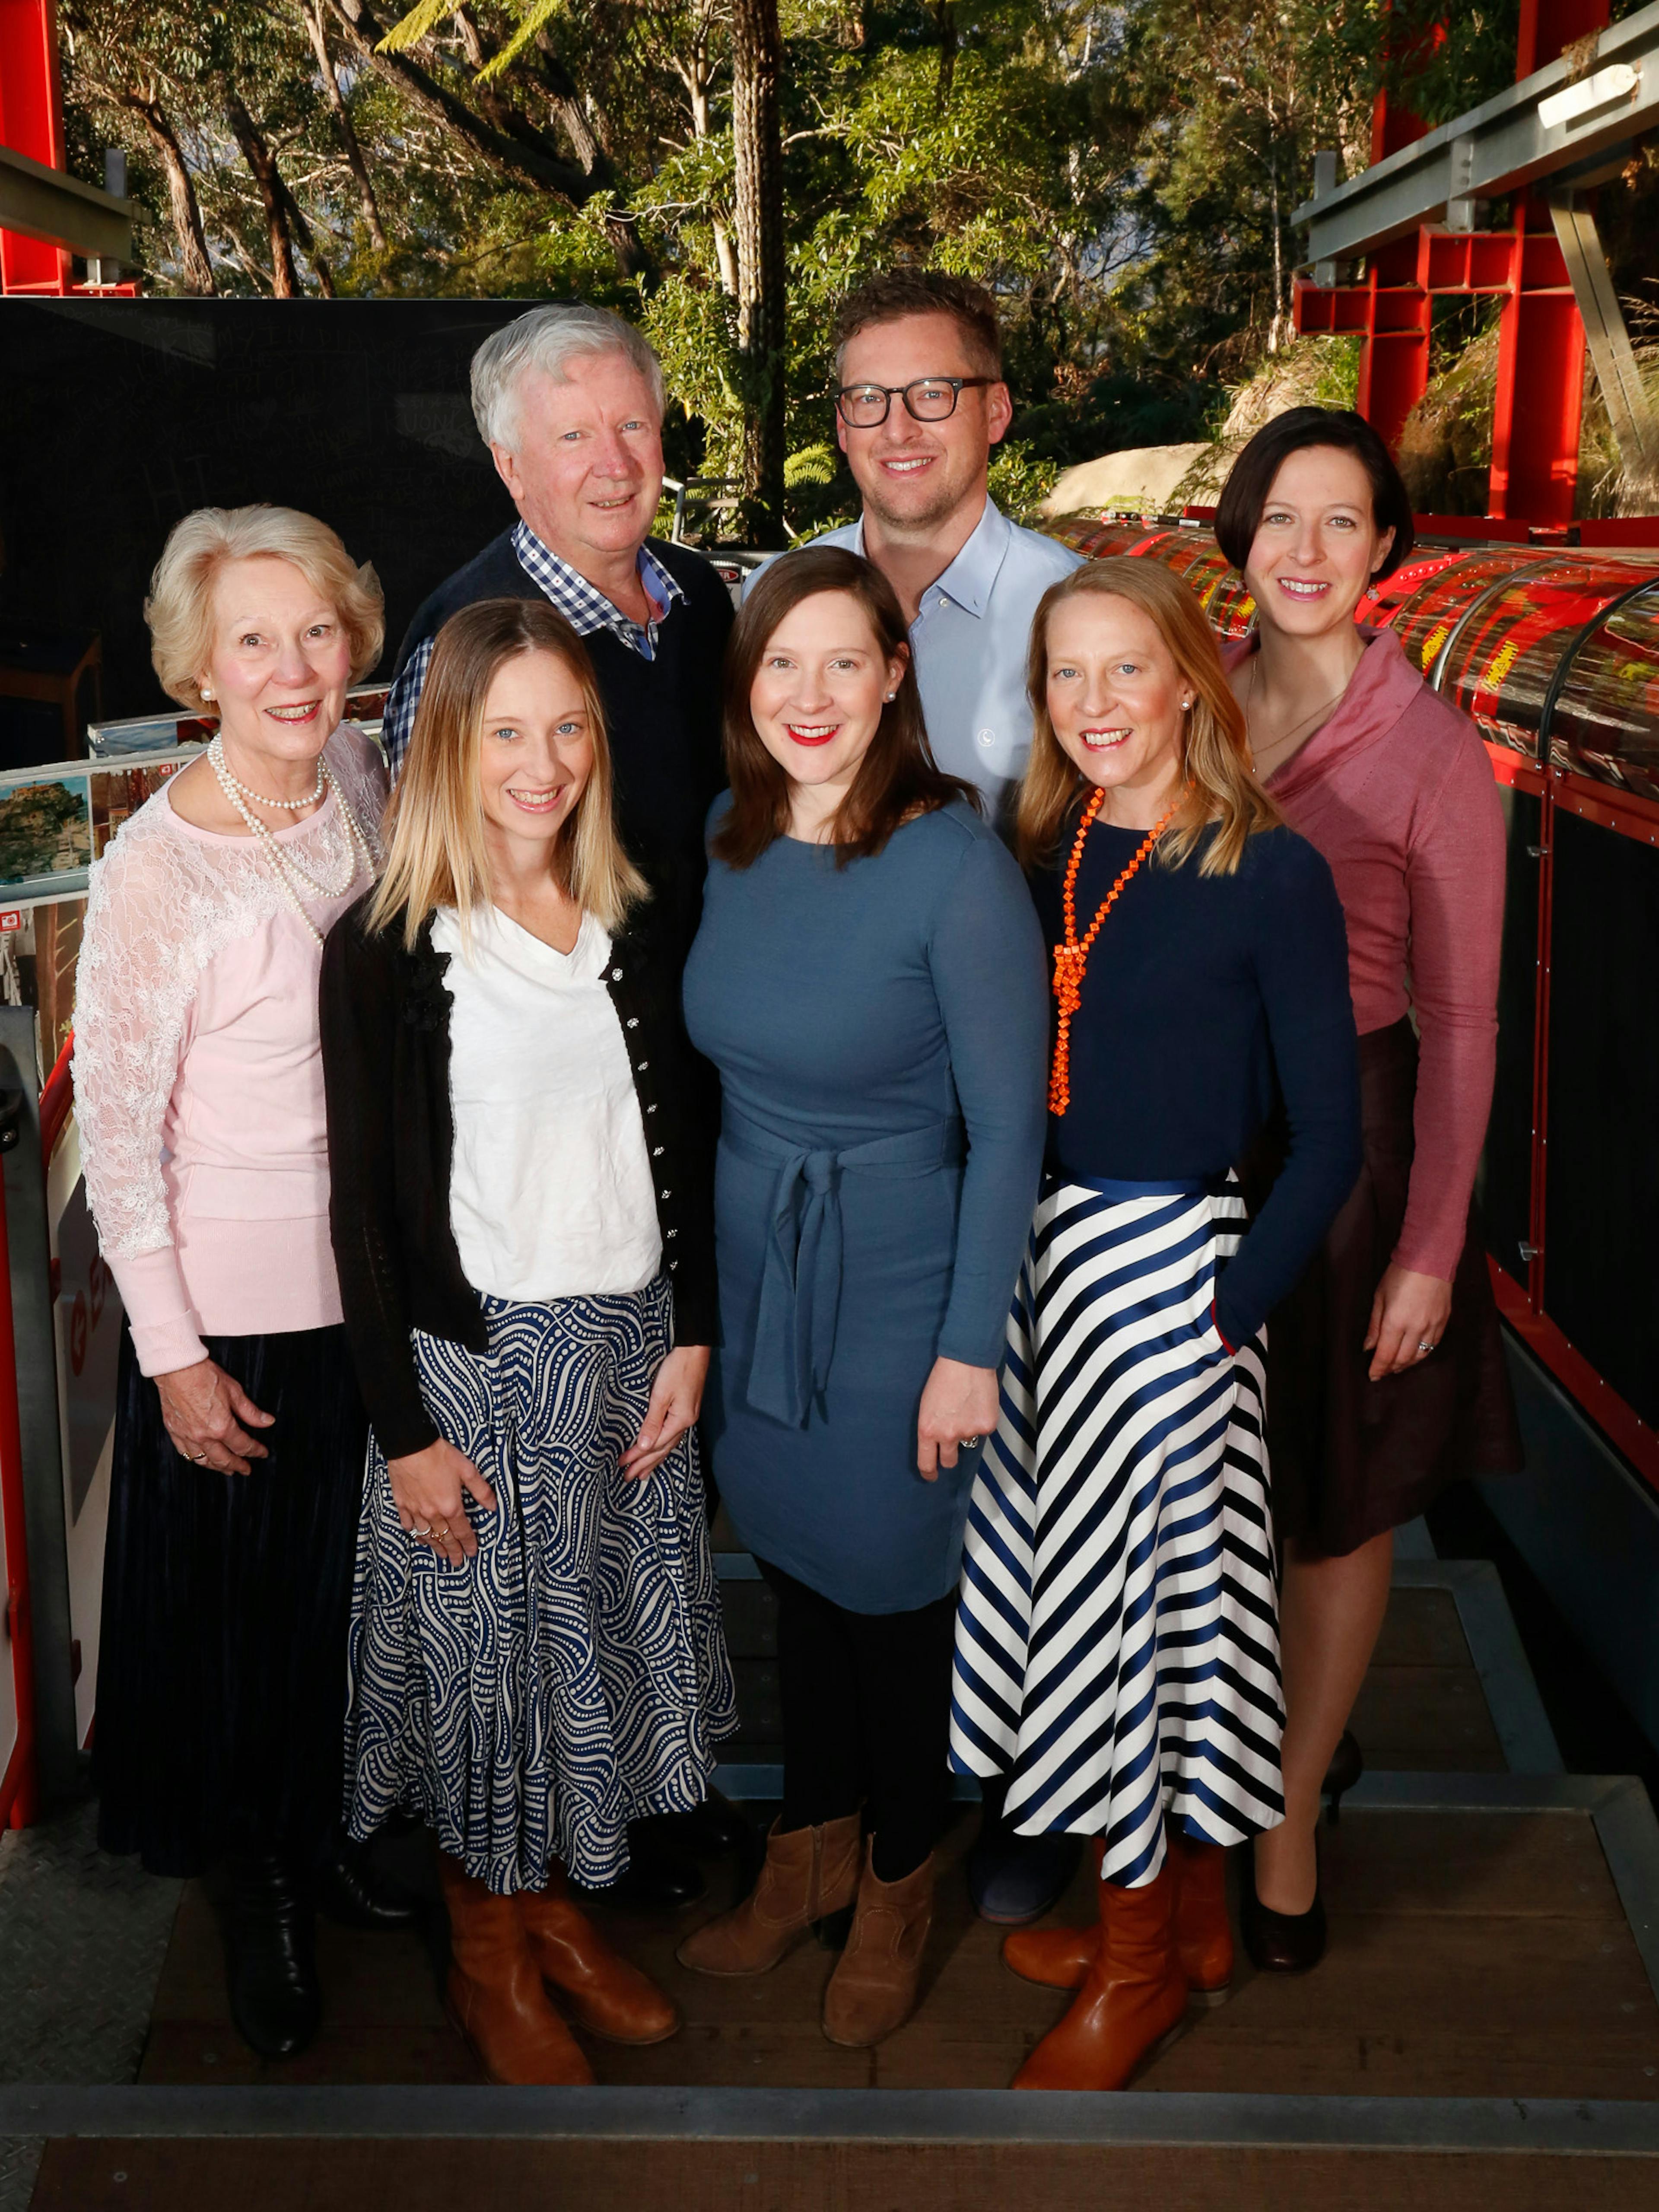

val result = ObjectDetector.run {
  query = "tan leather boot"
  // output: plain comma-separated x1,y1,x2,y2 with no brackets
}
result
1171,1833,1233,2002
677,1813,861,1976
820,1841,934,2049
1006,1831,1232,2002
1002,1837,1103,1989
519,1864,679,2045
438,1853,594,2085
1012,1855,1186,2091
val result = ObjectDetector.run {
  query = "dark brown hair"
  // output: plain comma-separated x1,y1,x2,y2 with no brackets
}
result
1214,406,1414,579
714,546,979,869
832,270,1004,381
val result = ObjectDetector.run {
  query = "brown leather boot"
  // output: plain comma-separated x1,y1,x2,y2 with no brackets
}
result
677,1813,861,1976
519,1865,679,2045
1171,1832,1233,2002
1002,1837,1103,1990
1012,1855,1187,2090
1006,1833,1233,2002
821,1841,934,2049
438,1853,594,2085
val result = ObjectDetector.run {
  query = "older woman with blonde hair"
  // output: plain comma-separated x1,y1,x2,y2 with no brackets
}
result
948,556,1362,2091
321,596,734,2086
79,504,402,2063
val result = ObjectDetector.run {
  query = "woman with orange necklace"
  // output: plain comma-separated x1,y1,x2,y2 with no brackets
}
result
1216,409,1521,1971
950,556,1360,2090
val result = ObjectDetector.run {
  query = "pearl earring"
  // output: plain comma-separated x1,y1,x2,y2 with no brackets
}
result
884,691,896,701
201,685,214,700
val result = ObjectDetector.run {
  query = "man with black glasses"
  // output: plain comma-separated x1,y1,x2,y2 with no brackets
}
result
795,270,1079,827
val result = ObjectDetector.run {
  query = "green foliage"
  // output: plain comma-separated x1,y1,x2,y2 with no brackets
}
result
56,0,1529,534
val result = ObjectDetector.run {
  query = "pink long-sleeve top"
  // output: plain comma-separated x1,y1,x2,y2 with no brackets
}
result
1226,626,1506,1282
74,728,386,1376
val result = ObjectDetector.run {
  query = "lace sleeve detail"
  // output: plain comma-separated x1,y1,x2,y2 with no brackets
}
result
326,724,390,858
74,809,210,1259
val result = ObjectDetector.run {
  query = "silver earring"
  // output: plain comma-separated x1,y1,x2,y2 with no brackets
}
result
884,691,896,701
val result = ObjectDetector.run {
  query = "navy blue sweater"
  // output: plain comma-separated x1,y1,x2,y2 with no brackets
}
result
1033,818,1362,1348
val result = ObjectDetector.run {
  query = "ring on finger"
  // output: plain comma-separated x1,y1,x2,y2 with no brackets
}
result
1416,1339,1437,1354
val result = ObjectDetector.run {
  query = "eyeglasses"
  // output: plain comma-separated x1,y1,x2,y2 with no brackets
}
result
833,376,996,428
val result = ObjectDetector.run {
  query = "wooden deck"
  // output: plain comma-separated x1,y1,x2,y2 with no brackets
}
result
25,1577,1659,2208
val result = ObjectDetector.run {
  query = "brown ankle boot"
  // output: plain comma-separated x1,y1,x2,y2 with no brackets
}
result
821,1841,934,2049
677,1813,861,1976
1171,1832,1233,2002
519,1865,679,2045
438,1853,594,2085
1002,1837,1103,1989
1012,1855,1187,2091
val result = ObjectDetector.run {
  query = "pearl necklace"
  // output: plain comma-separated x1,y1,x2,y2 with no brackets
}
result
207,738,374,947
208,735,324,811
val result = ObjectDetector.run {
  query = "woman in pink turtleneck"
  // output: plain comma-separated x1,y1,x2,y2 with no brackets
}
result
1216,410,1521,1970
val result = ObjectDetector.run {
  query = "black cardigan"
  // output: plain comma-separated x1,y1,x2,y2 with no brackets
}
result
320,888,717,1461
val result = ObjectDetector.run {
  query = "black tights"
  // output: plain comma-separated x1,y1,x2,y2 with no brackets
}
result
756,1557,957,1884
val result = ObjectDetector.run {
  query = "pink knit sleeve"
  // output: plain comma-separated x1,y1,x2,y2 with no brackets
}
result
1395,725,1506,1280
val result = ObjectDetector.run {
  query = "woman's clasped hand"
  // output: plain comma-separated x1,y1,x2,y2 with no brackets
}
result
156,1357,275,1474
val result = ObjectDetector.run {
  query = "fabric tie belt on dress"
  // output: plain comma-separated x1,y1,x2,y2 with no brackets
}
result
722,1108,965,1427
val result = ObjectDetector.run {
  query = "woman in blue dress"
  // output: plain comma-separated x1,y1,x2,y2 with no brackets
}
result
679,545,1048,2048
948,556,1360,2091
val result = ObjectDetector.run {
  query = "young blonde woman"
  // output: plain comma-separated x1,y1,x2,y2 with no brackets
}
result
320,597,735,2086
948,558,1361,2091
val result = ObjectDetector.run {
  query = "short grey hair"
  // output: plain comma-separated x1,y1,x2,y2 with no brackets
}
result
470,305,666,452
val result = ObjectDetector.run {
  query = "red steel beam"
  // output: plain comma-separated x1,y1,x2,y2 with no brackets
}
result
0,0,71,295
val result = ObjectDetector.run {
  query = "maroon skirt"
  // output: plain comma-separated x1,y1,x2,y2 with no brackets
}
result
1248,1017,1523,1560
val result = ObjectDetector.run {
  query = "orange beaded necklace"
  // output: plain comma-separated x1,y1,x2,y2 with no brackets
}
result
1049,782,1187,1117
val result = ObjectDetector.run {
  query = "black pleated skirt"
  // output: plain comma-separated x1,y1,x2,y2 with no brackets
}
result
1246,1017,1524,1560
94,1322,368,1877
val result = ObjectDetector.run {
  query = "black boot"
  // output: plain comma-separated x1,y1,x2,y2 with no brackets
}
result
225,1853,321,2059
314,1830,421,1932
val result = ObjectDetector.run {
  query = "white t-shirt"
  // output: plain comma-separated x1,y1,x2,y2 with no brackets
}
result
432,904,662,1302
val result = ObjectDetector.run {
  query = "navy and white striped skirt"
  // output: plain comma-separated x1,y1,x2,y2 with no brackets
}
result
949,1177,1284,1888
346,1276,737,1894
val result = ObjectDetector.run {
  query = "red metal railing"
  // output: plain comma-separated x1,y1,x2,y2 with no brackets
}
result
39,1032,73,1169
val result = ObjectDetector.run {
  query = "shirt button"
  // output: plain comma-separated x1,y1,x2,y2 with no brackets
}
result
647,1103,658,1115
626,1017,639,1029
652,1146,664,1157
659,1189,671,1200
669,1259,679,1270
666,1228,677,1238
976,727,997,749
637,1060,649,1071
611,967,623,981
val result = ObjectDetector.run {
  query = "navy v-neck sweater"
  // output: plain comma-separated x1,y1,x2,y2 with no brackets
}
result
1033,817,1362,1348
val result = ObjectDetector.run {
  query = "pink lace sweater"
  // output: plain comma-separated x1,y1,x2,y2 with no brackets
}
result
75,728,386,1376
1227,627,1506,1282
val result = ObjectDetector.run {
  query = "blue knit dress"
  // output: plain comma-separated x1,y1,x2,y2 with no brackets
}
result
683,799,1048,1615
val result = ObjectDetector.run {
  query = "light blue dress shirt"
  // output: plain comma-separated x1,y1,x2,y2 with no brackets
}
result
749,497,1082,822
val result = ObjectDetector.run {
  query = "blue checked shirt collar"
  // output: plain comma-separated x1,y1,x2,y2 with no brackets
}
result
510,521,683,659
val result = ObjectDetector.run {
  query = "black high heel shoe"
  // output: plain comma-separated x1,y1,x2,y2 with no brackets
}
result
1322,1729,1363,1827
1241,1841,1326,1974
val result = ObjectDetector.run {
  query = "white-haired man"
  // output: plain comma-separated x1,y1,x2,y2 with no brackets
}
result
384,304,733,940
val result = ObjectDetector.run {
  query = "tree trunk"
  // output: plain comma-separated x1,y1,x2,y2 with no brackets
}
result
118,91,214,294
223,91,302,297
301,0,388,253
731,0,787,540
224,90,336,298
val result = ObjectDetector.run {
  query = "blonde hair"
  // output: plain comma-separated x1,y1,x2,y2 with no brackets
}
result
367,597,648,952
145,504,384,712
1016,556,1282,876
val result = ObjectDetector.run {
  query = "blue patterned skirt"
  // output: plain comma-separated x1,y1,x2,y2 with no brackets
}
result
949,1178,1283,1888
346,1277,737,1893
